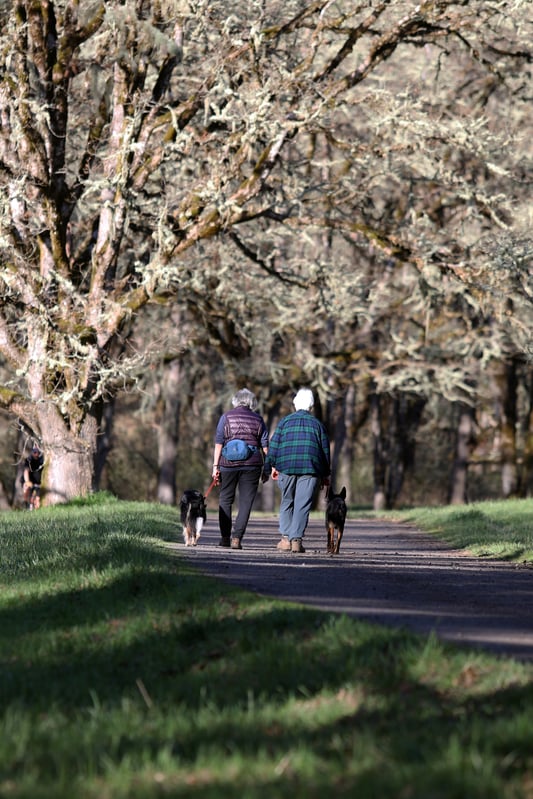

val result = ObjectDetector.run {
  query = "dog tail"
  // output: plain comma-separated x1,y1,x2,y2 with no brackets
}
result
184,502,193,526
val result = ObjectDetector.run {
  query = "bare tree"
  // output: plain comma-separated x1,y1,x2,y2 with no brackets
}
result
0,0,530,502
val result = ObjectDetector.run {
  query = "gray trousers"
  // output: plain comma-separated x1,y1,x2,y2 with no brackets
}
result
277,473,319,540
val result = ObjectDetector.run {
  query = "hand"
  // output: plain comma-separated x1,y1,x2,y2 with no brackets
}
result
271,467,279,481
212,466,220,482
321,477,330,489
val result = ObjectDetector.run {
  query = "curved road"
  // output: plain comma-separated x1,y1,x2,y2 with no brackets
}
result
180,515,533,661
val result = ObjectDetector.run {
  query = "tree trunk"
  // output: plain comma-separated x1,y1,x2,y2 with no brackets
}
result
386,394,426,508
336,385,357,502
13,425,33,508
0,479,10,510
329,392,347,495
371,392,387,511
520,367,533,497
260,401,281,513
35,406,97,505
494,358,518,498
371,390,425,510
94,398,116,491
449,404,476,505
156,358,182,505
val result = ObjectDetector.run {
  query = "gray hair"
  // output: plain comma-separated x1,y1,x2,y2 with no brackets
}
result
231,388,258,411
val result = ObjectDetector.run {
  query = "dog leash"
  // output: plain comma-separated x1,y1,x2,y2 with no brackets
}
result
204,476,218,500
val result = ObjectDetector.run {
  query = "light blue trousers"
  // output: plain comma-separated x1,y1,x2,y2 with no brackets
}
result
278,473,319,540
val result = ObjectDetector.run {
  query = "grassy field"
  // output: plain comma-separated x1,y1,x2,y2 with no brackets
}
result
1,495,533,798
386,498,533,562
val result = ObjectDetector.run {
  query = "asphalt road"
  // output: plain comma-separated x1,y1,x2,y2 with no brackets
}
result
179,515,533,662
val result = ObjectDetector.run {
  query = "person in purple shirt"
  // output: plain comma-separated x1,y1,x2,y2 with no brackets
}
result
267,388,331,553
212,388,269,550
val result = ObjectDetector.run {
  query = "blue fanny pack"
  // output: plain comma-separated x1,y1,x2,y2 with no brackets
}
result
222,439,258,461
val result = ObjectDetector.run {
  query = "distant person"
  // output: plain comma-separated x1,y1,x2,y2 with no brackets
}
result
23,445,44,509
212,388,269,549
267,388,330,553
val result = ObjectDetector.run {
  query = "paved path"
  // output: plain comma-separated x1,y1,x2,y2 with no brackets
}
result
180,515,533,661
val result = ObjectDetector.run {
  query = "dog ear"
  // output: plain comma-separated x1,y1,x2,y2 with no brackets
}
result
340,487,346,500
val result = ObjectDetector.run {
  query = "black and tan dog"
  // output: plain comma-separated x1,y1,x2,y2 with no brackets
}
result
326,486,347,554
179,489,207,546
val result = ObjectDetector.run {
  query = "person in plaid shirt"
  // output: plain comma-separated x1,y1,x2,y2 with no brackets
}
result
267,388,331,553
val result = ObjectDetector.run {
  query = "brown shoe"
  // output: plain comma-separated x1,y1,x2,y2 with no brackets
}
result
290,538,305,553
231,537,242,550
219,537,230,548
276,536,290,551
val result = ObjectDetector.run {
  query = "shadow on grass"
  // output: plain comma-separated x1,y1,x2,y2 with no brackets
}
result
2,562,533,797
2,509,533,798
2,561,382,710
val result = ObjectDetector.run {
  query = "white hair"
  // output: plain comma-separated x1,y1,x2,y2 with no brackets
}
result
293,388,315,411
232,388,258,411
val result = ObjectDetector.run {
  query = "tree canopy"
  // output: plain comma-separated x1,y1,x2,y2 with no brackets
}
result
0,0,531,502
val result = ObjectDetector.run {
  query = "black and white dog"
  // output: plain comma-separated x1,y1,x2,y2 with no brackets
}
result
326,486,347,555
179,489,207,546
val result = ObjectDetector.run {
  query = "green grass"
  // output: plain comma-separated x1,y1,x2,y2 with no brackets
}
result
384,498,533,562
1,496,533,798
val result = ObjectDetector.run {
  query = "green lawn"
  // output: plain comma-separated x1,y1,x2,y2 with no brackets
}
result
1,495,533,798
386,498,533,562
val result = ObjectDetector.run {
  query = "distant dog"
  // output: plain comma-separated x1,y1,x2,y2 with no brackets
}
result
326,486,347,555
179,489,207,546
